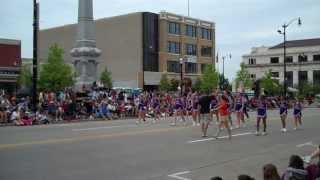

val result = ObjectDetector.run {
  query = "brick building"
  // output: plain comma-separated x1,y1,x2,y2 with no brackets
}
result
0,38,21,93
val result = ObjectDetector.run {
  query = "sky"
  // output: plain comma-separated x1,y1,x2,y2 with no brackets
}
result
1,0,320,80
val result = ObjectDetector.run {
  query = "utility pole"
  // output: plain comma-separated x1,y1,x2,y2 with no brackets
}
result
33,0,39,112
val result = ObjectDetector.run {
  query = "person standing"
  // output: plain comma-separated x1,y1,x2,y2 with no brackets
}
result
191,92,200,126
279,96,288,132
256,95,268,136
214,95,232,140
171,96,186,126
293,98,303,130
137,96,146,124
198,92,212,137
210,94,219,125
234,93,245,128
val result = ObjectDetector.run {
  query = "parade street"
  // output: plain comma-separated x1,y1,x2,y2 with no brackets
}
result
0,108,319,180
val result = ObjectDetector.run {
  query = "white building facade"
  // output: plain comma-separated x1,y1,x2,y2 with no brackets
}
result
243,38,320,88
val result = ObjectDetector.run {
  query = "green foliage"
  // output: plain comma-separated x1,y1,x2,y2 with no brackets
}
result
235,62,253,89
100,67,112,89
18,64,33,88
296,81,318,96
313,84,320,94
192,77,202,91
159,72,170,91
38,44,75,91
170,79,180,91
260,71,281,95
200,64,219,93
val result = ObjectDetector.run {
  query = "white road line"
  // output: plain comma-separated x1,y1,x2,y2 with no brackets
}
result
168,171,191,180
296,141,317,148
187,132,252,144
72,124,138,131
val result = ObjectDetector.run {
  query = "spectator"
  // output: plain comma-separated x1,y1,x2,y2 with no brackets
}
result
282,155,308,180
11,108,23,125
238,175,255,180
36,110,50,124
263,163,280,180
21,110,33,126
210,177,223,180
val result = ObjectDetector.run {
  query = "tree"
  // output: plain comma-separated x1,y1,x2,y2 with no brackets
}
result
38,44,75,91
260,71,281,95
297,82,314,96
18,64,33,88
200,64,219,93
159,72,170,91
100,67,112,89
192,77,202,91
170,78,180,91
235,62,252,90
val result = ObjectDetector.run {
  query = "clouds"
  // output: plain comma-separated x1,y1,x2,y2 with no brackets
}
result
0,0,319,79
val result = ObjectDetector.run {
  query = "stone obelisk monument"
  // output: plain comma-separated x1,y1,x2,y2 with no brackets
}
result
70,0,101,89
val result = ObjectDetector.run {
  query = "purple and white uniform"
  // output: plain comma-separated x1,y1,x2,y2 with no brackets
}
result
152,98,161,114
175,98,183,110
138,100,146,112
210,97,218,111
257,99,267,118
192,96,199,112
235,96,244,113
293,102,302,118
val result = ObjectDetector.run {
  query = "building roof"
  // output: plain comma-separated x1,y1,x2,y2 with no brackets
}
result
0,38,21,45
269,38,320,49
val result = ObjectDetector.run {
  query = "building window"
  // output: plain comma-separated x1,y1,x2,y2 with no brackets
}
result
285,56,293,63
271,72,279,78
185,62,197,73
298,71,308,87
167,41,180,54
185,24,197,37
168,22,180,35
201,28,212,40
270,57,279,64
248,58,256,65
298,55,308,62
250,74,256,79
313,54,320,61
186,44,197,55
201,46,212,57
314,70,320,85
167,61,181,73
286,71,293,87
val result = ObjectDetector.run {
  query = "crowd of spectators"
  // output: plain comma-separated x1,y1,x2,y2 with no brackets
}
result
210,145,320,180
0,88,142,126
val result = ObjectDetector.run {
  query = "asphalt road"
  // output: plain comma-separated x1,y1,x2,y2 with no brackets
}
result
0,108,319,180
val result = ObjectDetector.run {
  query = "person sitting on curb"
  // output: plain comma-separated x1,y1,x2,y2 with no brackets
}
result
282,155,309,180
11,108,23,126
263,163,280,180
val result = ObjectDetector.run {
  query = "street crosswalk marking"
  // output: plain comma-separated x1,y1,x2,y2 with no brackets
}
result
168,171,191,180
187,132,252,143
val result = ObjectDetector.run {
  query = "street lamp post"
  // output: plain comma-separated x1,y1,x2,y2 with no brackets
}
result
33,0,39,112
179,57,184,96
222,56,225,90
221,53,231,90
277,17,301,97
